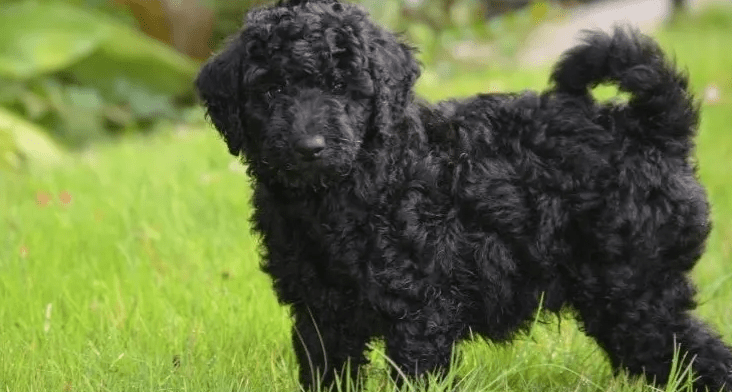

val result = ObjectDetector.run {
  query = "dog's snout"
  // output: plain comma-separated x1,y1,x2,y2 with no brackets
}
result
294,135,326,160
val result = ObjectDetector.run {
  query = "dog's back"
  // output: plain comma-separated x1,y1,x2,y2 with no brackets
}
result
418,27,723,391
416,26,711,343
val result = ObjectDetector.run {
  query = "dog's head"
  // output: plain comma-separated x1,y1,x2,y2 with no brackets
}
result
195,0,420,187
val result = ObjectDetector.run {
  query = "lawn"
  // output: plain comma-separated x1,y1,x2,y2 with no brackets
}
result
2,6,732,392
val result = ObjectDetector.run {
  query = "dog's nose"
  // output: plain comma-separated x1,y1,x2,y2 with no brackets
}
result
294,135,326,160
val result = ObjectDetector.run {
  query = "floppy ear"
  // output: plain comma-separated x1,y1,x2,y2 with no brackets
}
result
195,41,247,156
365,29,421,139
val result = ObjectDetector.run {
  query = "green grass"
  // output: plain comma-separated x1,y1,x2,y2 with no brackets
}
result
2,6,732,392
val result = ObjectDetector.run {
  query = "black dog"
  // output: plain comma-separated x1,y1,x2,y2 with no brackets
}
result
196,0,732,390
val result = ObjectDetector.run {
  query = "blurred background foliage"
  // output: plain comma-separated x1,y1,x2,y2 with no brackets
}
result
0,0,646,169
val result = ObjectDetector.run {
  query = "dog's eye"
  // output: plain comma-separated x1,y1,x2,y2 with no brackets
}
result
264,86,283,100
332,82,346,94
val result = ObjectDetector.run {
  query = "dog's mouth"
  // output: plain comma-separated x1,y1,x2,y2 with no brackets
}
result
278,163,348,190
288,148,348,173
273,143,357,187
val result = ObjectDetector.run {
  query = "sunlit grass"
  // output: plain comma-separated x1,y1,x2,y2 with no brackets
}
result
2,5,732,392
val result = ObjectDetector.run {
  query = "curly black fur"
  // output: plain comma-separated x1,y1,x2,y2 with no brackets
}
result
195,0,732,390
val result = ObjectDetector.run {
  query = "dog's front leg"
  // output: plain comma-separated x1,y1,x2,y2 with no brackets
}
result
383,307,460,388
291,303,373,391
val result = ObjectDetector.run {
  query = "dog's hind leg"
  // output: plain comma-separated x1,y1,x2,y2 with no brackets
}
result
291,302,373,391
571,268,732,391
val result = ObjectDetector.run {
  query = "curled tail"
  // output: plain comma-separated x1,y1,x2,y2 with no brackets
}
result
550,26,699,154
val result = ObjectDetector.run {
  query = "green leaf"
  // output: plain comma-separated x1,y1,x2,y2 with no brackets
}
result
68,11,199,99
0,1,198,98
0,122,22,171
0,1,107,79
0,106,65,167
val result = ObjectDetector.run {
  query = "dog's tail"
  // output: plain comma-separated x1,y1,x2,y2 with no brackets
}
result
550,26,699,154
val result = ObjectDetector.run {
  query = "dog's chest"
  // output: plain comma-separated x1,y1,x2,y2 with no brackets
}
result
284,194,373,267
